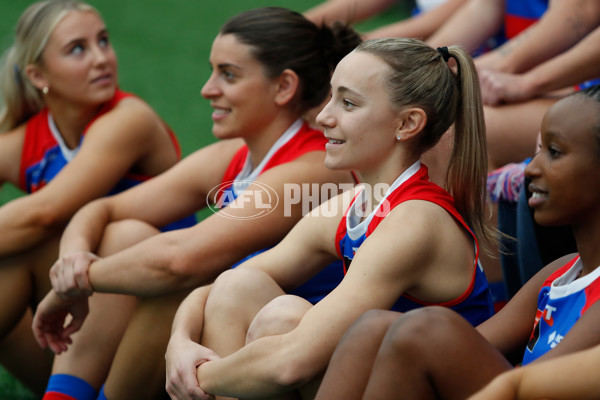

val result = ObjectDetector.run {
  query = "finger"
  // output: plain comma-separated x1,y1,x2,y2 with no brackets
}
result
63,258,78,294
74,257,92,294
31,324,48,349
49,260,61,294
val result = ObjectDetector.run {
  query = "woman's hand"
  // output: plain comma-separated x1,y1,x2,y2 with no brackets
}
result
32,290,89,354
478,69,535,106
50,251,98,299
165,332,220,400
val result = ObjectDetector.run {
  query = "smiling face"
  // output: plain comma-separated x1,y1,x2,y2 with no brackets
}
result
201,33,281,140
525,94,600,227
316,50,401,174
31,10,117,106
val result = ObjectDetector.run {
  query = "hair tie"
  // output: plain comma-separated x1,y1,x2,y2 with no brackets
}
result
436,46,451,63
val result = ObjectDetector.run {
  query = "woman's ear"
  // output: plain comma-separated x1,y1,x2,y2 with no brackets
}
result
274,68,300,106
24,64,48,91
395,108,427,142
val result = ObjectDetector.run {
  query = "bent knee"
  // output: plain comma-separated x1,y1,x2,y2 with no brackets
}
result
246,295,311,343
206,268,284,321
98,219,160,256
385,306,467,349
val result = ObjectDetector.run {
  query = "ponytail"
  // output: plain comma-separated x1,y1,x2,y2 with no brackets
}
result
0,46,44,132
442,46,493,250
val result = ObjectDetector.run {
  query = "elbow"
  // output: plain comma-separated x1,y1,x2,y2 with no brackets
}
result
270,346,317,391
160,239,202,289
34,203,70,232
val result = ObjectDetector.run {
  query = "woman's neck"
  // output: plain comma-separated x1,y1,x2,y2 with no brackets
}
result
357,155,420,212
46,100,101,149
572,220,600,275
243,114,300,169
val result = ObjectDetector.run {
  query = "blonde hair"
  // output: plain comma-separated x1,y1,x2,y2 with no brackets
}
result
356,38,492,249
0,0,98,132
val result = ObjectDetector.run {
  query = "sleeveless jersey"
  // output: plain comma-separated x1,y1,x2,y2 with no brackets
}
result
19,89,195,231
522,256,600,365
335,162,494,326
216,119,347,304
504,0,548,40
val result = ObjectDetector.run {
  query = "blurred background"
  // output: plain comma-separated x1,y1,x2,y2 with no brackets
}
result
0,1,409,398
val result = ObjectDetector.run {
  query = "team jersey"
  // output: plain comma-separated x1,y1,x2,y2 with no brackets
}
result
522,255,600,365
18,89,195,231
335,161,494,326
504,0,548,40
20,89,180,194
216,119,347,304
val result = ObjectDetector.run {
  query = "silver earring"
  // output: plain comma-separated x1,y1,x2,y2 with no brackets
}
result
42,86,49,95
396,135,402,141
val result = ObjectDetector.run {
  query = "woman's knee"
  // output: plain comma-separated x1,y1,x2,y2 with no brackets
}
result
383,306,466,354
206,268,284,323
97,219,160,256
246,295,311,343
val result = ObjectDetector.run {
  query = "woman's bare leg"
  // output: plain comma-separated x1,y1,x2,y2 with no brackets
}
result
50,220,159,389
314,309,400,400
0,309,53,396
244,295,314,400
362,307,512,400
0,236,59,395
102,291,189,400
202,268,287,356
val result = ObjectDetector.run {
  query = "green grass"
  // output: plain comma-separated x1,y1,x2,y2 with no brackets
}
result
0,0,411,396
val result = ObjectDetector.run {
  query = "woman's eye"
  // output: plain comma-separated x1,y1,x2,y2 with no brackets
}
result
548,146,561,158
70,44,84,55
99,36,110,47
342,99,355,109
221,70,235,80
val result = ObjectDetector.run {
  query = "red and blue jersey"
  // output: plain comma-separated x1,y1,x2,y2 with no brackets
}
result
19,89,181,194
522,256,600,365
505,0,548,40
217,119,327,206
217,119,348,304
18,89,195,231
335,162,494,326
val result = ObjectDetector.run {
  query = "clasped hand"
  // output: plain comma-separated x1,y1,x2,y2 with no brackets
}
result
165,333,220,400
50,251,98,299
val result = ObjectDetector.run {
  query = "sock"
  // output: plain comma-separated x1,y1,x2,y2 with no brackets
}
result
96,384,108,400
43,374,97,400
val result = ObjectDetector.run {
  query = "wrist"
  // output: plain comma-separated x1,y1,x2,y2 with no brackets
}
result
519,72,543,99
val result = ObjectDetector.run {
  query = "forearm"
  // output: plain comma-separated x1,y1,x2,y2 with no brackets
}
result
171,285,212,340
197,335,295,398
514,348,600,399
87,230,202,297
427,0,504,50
0,197,64,257
477,0,600,73
518,26,600,95
59,200,111,256
304,0,396,25
367,0,468,40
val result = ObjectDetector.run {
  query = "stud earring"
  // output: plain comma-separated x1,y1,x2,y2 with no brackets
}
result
396,135,403,141
42,86,49,95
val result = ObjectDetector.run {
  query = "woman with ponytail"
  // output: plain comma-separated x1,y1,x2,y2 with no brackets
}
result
316,85,600,400
164,37,495,400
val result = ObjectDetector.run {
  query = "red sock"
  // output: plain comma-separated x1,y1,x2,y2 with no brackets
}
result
42,393,78,400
